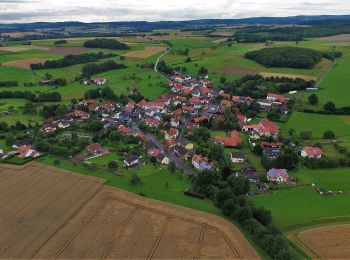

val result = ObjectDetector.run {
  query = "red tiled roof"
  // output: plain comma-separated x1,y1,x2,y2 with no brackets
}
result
303,147,323,157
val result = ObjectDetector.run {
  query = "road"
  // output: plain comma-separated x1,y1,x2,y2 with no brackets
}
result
154,48,171,73
315,59,337,87
132,124,193,175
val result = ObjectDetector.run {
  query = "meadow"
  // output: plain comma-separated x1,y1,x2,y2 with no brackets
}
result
38,155,222,216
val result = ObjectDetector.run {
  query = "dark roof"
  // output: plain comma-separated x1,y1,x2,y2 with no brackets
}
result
174,145,189,156
124,155,139,164
230,152,245,160
263,147,282,158
157,153,166,161
179,138,191,146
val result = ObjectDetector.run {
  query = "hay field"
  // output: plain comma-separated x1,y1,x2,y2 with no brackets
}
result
0,162,259,259
125,46,166,58
260,72,317,81
299,224,350,259
2,58,48,69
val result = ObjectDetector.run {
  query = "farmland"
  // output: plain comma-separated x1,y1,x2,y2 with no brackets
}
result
0,162,259,259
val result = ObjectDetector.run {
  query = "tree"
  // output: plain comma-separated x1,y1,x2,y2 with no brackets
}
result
253,207,272,226
300,130,312,140
108,161,118,170
323,130,335,139
129,173,141,185
324,101,336,113
169,161,176,172
220,77,227,84
308,94,319,105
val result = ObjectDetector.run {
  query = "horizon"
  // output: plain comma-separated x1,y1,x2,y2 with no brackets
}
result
1,0,350,24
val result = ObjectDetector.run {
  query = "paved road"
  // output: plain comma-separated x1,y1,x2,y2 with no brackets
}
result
132,124,193,175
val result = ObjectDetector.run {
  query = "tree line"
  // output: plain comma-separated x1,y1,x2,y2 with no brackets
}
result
0,81,18,87
82,60,127,77
83,38,130,50
0,90,61,102
30,52,117,70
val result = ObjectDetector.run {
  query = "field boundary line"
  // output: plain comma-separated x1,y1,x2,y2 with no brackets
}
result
146,215,171,260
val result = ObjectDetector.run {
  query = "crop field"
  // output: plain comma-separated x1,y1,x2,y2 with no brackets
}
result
125,46,166,58
298,224,350,259
0,162,259,259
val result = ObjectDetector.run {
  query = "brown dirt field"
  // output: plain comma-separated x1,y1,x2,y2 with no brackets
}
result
0,46,51,52
318,34,350,41
2,58,48,69
218,65,259,75
47,46,93,55
212,38,228,44
298,224,350,259
125,46,166,58
0,162,260,259
260,72,317,81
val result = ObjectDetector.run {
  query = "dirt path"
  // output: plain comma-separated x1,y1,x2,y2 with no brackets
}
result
0,162,260,259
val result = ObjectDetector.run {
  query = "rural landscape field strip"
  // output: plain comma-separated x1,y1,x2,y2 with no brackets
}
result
0,162,259,259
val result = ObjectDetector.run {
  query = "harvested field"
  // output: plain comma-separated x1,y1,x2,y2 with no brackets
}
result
0,46,51,52
218,65,259,75
125,46,166,58
0,162,259,259
260,72,317,81
2,58,49,69
318,34,350,41
298,224,350,259
323,41,350,47
47,46,93,55
212,38,228,44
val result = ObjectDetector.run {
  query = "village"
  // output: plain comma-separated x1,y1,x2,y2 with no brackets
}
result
0,71,326,194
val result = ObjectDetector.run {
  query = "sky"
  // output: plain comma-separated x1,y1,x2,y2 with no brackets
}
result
0,0,349,23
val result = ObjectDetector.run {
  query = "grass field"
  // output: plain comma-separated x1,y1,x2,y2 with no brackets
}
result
38,155,221,216
253,186,350,230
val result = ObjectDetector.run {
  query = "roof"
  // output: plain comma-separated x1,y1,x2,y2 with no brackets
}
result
215,130,242,147
303,147,323,157
230,152,245,160
267,168,289,180
124,155,139,164
167,128,178,137
259,119,280,135
87,143,103,153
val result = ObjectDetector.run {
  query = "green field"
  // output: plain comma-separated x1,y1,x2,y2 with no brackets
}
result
38,155,221,216
253,186,350,230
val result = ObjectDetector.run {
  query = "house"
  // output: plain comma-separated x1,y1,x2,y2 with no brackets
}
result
84,77,107,85
118,125,132,135
267,168,289,184
263,147,282,159
12,138,31,149
148,148,160,158
242,171,261,183
86,143,104,156
145,117,160,127
157,153,170,165
17,145,39,158
221,100,234,107
243,119,280,136
178,138,194,150
124,155,139,167
0,149,5,159
192,154,213,172
145,142,158,152
301,147,323,158
266,93,287,104
230,152,246,163
173,145,191,160
215,130,242,148
70,110,90,120
170,118,180,128
165,128,179,141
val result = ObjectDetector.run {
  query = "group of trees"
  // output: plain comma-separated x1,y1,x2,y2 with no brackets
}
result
0,81,18,87
191,171,293,259
228,74,314,99
30,52,117,70
83,38,130,50
82,60,126,77
0,90,61,102
157,60,174,75
245,47,323,69
54,40,67,44
83,86,129,105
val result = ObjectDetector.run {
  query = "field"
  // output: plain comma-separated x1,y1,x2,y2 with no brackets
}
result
125,46,166,58
252,186,350,231
298,224,350,258
0,162,259,259
3,58,49,69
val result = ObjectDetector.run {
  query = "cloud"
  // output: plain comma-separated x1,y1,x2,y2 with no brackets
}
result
0,0,349,23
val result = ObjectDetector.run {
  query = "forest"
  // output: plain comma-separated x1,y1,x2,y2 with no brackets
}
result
244,47,323,69
83,38,130,50
30,52,116,70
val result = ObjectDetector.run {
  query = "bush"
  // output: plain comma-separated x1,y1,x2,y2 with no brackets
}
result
323,130,335,139
129,173,141,185
308,94,319,105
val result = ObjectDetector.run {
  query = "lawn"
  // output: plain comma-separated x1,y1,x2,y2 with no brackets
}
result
87,152,120,166
280,112,350,139
252,186,350,230
294,167,350,192
38,155,221,216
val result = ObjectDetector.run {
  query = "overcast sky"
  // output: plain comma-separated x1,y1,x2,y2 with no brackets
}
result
0,0,349,23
